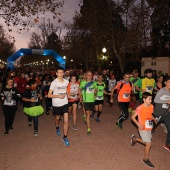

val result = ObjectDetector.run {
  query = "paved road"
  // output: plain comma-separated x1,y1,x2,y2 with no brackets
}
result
0,100,169,170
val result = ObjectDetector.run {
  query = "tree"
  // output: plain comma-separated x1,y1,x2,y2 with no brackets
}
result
63,0,126,71
28,32,43,49
63,12,96,69
147,0,170,56
0,0,64,32
0,25,15,61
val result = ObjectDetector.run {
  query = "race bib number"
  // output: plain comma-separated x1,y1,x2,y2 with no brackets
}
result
96,96,103,100
87,87,94,93
146,86,153,93
162,104,169,109
58,93,65,95
123,93,130,99
145,119,153,129
71,94,77,99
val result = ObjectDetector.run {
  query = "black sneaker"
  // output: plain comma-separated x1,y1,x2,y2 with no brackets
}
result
116,121,122,129
46,112,49,115
131,134,136,146
142,159,154,168
4,131,9,135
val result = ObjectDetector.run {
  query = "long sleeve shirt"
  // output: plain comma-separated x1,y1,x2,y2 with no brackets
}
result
154,87,170,116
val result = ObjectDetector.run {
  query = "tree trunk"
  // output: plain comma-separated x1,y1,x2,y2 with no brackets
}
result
112,36,124,73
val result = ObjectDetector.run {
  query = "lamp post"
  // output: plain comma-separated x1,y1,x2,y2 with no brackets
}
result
71,59,73,68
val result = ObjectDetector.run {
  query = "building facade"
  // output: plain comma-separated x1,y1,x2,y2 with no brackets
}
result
141,57,170,76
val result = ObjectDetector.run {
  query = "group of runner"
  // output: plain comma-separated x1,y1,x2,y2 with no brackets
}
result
0,66,170,168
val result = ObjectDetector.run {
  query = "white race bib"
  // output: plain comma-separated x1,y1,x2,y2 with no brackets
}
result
123,93,130,99
145,119,153,129
87,87,94,93
146,86,153,93
96,96,103,100
162,104,169,109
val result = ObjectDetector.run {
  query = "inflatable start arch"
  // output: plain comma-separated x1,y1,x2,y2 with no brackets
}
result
7,48,65,70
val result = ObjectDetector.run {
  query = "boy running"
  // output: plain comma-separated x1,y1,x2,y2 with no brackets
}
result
48,67,70,147
131,92,157,168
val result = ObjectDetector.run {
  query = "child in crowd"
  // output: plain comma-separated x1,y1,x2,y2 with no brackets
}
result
22,79,44,136
131,92,157,168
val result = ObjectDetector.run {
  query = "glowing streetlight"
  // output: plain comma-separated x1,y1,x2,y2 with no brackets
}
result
63,56,66,60
102,47,107,53
71,59,73,62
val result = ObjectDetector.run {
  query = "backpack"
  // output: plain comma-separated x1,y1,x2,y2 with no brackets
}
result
116,81,132,95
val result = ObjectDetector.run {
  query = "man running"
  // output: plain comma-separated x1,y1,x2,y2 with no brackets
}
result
136,69,157,104
110,72,133,129
79,71,97,135
48,67,70,147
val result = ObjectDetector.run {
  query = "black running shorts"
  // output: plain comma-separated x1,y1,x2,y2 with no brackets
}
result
53,104,68,116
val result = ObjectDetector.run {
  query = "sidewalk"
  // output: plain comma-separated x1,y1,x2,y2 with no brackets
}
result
0,101,169,170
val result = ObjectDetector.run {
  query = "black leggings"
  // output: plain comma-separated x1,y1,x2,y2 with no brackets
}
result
117,102,129,123
3,106,16,131
28,115,38,132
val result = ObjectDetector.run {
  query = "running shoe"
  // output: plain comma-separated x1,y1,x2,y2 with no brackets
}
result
56,128,61,136
34,131,38,137
161,123,168,133
87,128,91,135
83,114,87,124
28,122,32,127
142,159,154,168
9,126,13,131
95,117,100,122
131,134,136,146
63,137,70,147
128,108,132,113
4,131,9,136
116,121,122,129
163,144,170,152
73,125,78,131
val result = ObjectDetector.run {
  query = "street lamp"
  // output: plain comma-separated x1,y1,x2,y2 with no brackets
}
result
102,47,107,53
71,59,73,68
63,56,66,60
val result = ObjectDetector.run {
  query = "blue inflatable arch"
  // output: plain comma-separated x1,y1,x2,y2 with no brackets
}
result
7,48,65,70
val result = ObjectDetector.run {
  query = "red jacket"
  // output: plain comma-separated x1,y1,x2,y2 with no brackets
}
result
17,78,27,93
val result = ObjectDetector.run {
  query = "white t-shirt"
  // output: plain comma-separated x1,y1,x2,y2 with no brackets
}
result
50,78,69,107
108,79,116,91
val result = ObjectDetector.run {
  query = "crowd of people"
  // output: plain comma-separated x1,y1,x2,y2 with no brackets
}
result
0,66,170,168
